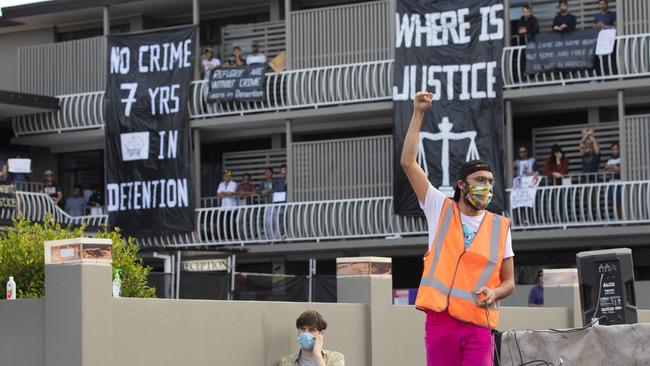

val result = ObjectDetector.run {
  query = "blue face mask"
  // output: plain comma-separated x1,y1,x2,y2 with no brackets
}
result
297,332,315,350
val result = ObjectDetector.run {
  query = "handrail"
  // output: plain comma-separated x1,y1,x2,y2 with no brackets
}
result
4,181,650,247
509,180,650,229
12,60,393,136
502,33,650,88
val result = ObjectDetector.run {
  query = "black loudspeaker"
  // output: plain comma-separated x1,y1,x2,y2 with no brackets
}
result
576,248,637,326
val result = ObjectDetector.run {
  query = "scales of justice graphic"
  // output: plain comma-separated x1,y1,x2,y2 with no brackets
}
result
416,117,480,197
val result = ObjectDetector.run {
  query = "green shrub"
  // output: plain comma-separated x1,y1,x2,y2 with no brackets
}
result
0,217,156,299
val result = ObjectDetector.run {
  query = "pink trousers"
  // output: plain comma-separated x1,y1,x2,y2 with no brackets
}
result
424,310,493,366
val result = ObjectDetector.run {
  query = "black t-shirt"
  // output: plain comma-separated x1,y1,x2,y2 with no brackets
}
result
88,191,104,206
42,182,62,199
582,153,601,173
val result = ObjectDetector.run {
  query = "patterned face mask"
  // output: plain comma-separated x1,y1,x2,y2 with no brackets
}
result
463,181,494,210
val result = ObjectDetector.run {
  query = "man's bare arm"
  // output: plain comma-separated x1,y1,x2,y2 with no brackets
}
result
400,91,433,203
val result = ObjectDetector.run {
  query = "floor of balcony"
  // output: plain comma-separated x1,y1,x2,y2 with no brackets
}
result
505,77,650,115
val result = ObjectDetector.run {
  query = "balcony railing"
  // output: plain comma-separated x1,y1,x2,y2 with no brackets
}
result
510,180,650,229
502,33,650,88
190,59,393,118
11,191,108,228
4,180,650,247
13,60,393,136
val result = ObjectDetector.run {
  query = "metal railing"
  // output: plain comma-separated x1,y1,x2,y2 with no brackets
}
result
12,181,45,193
292,135,393,202
138,197,427,248
12,91,105,136
289,0,392,69
13,60,392,136
10,191,108,228
502,33,650,88
510,180,650,230
18,36,106,96
190,59,393,118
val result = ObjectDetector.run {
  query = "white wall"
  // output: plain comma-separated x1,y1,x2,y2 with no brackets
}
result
0,28,54,92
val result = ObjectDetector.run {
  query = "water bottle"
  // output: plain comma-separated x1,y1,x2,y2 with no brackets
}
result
6,276,16,300
112,269,121,298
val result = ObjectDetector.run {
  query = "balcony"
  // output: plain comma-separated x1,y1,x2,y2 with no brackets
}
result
502,32,650,88
5,177,650,249
12,59,393,137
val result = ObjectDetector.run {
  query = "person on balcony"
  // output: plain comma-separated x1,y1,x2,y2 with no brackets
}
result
65,184,86,216
580,128,601,182
279,310,345,366
200,47,221,79
236,173,256,205
246,41,267,65
273,164,288,203
224,46,246,68
401,91,515,366
516,5,539,44
217,169,238,207
552,1,577,33
513,145,537,178
41,170,63,206
259,167,275,204
87,184,105,215
594,0,616,29
544,144,569,185
604,141,620,180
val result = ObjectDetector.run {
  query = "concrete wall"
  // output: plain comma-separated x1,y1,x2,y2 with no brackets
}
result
114,299,367,366
0,28,54,92
1,252,648,366
0,299,44,366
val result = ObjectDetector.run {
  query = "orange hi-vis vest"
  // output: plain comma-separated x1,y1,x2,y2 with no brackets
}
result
415,199,509,329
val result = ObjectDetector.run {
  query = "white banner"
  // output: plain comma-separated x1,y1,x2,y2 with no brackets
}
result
7,158,31,173
510,175,541,209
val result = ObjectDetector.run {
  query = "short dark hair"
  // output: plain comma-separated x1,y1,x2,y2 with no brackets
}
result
611,141,619,148
523,4,531,10
559,0,568,5
265,167,273,173
233,46,241,51
243,173,251,179
296,310,328,331
73,184,82,190
280,164,287,169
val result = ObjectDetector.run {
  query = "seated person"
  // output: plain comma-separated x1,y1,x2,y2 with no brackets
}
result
594,0,616,29
552,0,576,33
279,310,344,366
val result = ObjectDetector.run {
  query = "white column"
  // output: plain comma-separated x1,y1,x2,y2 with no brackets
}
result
192,0,200,81
103,6,110,36
193,128,202,209
286,119,293,202
617,90,626,181
505,100,514,188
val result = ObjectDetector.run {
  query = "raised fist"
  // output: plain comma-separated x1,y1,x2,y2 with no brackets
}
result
414,91,433,112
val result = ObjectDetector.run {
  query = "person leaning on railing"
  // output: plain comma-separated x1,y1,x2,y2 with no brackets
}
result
515,5,539,45
604,142,621,180
544,144,569,186
552,0,576,33
593,0,616,30
236,173,257,205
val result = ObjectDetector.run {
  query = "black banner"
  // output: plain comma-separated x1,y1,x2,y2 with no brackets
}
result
105,26,196,237
207,64,269,103
526,29,599,74
0,181,16,226
393,0,505,215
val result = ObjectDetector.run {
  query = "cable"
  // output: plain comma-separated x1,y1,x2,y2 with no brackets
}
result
591,273,605,324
